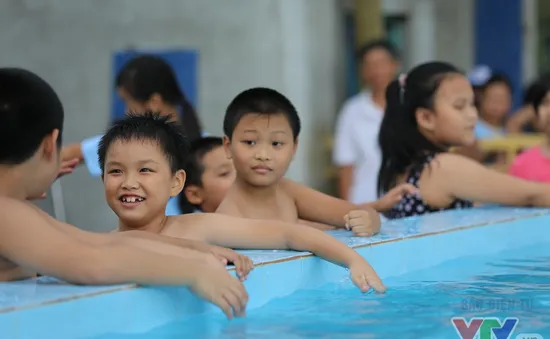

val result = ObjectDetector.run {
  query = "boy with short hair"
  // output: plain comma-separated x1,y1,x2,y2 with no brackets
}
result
217,87,414,236
99,113,386,293
0,68,248,319
178,139,334,231
179,137,236,214
184,136,413,231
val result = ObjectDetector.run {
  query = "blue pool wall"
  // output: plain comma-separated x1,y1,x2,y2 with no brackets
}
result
1,207,549,338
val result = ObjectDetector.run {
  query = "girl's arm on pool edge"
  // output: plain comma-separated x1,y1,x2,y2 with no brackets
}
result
422,153,550,207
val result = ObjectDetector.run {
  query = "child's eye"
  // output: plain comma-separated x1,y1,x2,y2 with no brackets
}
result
139,168,153,173
272,141,283,147
242,140,256,146
219,171,231,177
108,169,122,174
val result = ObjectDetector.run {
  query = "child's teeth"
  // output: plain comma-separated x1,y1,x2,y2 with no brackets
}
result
122,196,144,203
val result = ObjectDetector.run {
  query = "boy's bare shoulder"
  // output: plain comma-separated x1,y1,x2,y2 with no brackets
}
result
215,187,243,216
215,199,242,216
0,196,36,217
163,213,226,240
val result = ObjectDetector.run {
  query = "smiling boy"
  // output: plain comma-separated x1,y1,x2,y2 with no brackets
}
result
99,113,386,293
0,68,248,319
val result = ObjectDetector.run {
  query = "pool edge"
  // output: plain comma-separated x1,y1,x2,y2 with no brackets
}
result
2,209,547,314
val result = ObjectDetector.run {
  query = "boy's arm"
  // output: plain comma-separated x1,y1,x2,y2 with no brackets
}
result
0,198,248,319
0,200,202,284
298,219,336,231
179,213,386,292
0,266,37,281
280,178,380,230
183,213,360,266
50,218,218,257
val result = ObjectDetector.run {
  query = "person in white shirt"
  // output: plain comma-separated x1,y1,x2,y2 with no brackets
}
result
333,39,399,204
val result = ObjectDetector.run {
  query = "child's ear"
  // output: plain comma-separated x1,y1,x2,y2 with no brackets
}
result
183,185,204,205
170,169,186,197
292,136,299,158
415,107,436,132
42,129,59,160
222,136,232,159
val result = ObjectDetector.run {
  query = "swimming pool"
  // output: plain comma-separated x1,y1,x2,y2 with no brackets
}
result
1,207,549,338
120,242,550,338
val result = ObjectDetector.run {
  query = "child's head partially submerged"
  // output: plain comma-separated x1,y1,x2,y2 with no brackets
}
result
179,137,236,213
222,87,300,188
98,112,188,229
0,68,64,200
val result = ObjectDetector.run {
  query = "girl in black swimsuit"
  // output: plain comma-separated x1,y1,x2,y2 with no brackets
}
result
377,62,550,219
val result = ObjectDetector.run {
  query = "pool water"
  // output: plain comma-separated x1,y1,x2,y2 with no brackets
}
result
96,242,550,339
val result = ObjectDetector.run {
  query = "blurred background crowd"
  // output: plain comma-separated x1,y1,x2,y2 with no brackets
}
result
1,0,547,231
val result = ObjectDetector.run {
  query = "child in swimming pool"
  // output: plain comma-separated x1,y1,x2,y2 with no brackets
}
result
0,68,249,319
508,75,550,182
179,137,237,214
61,55,203,215
215,87,415,236
99,112,386,293
179,135,413,231
377,62,550,219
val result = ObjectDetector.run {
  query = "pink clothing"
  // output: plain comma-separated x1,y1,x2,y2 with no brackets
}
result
508,146,550,182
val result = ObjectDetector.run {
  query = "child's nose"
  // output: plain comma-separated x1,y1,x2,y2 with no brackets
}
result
121,173,140,189
255,147,271,160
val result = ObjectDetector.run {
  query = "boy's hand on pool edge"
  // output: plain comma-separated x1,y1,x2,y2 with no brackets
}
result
188,255,249,320
349,259,386,294
209,245,254,281
344,210,379,237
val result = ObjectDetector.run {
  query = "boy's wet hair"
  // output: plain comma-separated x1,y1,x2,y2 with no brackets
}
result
98,111,189,174
223,87,301,140
0,68,64,165
178,137,224,213
377,61,461,195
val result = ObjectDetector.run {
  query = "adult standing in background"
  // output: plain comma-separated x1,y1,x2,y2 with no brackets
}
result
61,55,204,215
332,39,399,204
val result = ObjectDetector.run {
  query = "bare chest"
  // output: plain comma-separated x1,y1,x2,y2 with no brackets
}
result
235,194,299,223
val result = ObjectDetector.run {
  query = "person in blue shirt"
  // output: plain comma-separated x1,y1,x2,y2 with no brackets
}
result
62,55,204,215
473,73,512,140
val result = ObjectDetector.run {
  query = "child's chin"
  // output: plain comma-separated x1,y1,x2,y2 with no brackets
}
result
116,210,146,223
